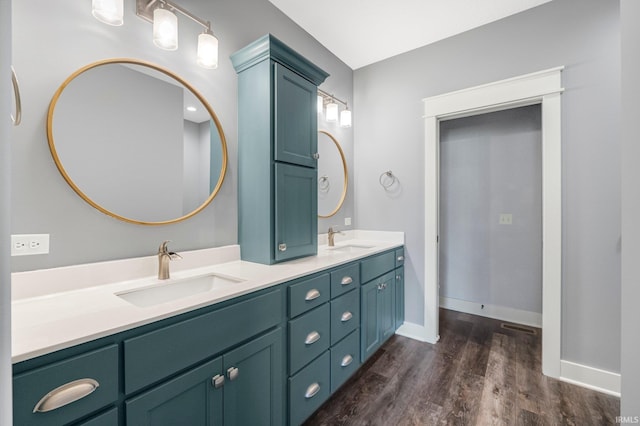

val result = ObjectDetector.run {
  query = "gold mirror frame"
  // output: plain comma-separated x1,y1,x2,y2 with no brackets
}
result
46,58,228,226
318,130,348,218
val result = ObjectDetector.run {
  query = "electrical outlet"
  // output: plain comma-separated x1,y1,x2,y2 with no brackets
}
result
499,214,513,225
344,217,352,226
11,234,50,256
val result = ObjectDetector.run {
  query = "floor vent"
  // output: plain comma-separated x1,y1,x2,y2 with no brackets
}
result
501,323,537,335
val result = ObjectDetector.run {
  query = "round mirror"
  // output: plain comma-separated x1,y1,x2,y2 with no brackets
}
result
47,58,228,225
317,130,348,218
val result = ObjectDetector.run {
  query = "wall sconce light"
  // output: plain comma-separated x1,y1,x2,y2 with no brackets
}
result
318,89,352,128
92,0,124,26
93,0,219,69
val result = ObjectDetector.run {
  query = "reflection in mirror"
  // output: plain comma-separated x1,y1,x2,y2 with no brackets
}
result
317,130,348,218
47,59,227,225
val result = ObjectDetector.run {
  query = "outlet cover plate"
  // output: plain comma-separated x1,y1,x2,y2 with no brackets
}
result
11,234,50,256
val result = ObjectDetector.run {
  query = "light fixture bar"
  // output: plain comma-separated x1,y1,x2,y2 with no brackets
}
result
137,0,211,32
317,88,348,108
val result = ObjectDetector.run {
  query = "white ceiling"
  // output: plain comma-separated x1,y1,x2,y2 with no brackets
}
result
268,0,552,70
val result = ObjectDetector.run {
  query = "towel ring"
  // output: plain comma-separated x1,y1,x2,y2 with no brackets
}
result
319,175,330,192
379,171,397,190
11,66,22,126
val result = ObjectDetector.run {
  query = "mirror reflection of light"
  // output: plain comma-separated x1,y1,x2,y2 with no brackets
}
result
186,106,197,112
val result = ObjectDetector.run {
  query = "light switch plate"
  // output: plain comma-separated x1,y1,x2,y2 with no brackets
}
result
499,214,513,225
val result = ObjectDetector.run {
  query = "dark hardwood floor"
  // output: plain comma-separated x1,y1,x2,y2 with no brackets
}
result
304,309,620,426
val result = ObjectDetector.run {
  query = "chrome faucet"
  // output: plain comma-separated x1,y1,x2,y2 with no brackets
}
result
157,240,182,280
327,226,344,247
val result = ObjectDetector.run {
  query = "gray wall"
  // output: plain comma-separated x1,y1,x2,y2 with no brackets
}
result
354,0,621,372
11,0,354,271
621,0,640,416
439,106,542,314
1,0,12,421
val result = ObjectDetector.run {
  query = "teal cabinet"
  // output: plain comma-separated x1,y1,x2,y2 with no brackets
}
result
274,163,317,262
125,357,224,426
232,34,329,265
395,267,405,330
13,345,118,426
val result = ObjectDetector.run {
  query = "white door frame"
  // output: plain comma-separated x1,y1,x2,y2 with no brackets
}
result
422,67,564,378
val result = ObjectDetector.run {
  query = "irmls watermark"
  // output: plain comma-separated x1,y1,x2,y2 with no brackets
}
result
617,416,640,424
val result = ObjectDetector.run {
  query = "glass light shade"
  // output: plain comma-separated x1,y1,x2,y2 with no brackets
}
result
92,0,124,26
197,32,219,69
340,109,352,127
153,7,178,51
317,95,324,114
325,102,339,122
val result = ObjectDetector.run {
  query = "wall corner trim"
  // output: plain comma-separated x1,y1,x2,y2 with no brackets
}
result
560,360,621,397
395,322,439,344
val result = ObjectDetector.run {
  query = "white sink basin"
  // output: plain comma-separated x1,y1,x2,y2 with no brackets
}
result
325,244,374,254
116,273,245,308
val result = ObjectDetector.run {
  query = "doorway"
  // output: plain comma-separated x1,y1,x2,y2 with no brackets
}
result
422,67,563,378
439,105,543,327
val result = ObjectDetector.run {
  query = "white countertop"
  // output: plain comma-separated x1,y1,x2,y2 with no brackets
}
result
11,230,403,363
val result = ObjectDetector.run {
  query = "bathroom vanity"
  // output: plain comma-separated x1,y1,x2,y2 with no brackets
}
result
11,233,404,425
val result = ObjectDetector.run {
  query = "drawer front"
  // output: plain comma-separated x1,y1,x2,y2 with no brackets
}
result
330,330,361,393
13,345,118,426
330,289,360,345
289,304,330,375
330,263,360,298
289,273,330,318
78,407,118,426
395,247,405,268
289,351,330,426
124,288,282,394
360,251,395,283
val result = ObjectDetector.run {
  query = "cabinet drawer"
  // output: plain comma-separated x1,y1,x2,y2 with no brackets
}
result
330,330,361,393
124,288,282,394
289,304,330,374
360,251,395,283
78,407,118,426
330,289,360,345
289,273,330,318
13,345,118,426
289,351,330,426
330,263,359,298
395,247,405,268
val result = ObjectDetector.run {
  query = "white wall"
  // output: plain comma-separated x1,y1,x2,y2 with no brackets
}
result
0,0,11,421
354,0,621,372
439,106,542,314
621,0,640,417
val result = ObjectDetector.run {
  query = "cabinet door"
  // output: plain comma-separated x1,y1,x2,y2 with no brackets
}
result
274,63,318,168
379,272,396,343
223,328,283,426
361,280,381,362
125,357,223,426
361,272,396,362
274,163,317,262
395,267,405,330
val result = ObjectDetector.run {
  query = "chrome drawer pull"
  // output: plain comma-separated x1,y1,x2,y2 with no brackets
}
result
397,255,404,262
278,243,287,252
227,367,239,381
341,276,353,286
305,382,321,399
11,66,21,126
212,374,225,389
341,311,353,322
305,289,321,301
377,283,384,291
396,275,401,281
33,378,99,413
341,354,354,367
305,331,321,345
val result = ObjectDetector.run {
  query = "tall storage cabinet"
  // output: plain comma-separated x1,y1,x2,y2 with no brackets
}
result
231,34,329,264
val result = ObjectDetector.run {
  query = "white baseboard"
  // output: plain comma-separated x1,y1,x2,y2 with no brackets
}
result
395,321,440,344
560,360,621,397
440,297,542,328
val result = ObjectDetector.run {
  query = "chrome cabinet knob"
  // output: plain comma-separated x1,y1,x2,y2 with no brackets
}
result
313,153,320,160
341,276,353,286
305,289,321,301
278,243,287,252
305,331,321,345
341,354,354,367
305,382,321,399
341,311,353,322
212,374,225,389
227,367,239,381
